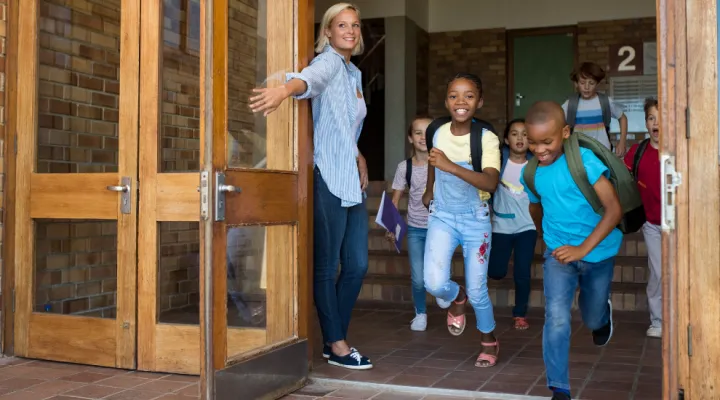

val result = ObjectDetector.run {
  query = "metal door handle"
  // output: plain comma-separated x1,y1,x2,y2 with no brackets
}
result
107,185,130,193
218,184,241,193
107,177,132,214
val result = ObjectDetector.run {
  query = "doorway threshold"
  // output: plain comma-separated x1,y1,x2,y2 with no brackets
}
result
307,377,549,400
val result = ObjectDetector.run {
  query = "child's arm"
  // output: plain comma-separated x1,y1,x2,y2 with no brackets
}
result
529,203,543,234
552,175,622,263
422,166,435,209
427,129,501,193
616,114,629,156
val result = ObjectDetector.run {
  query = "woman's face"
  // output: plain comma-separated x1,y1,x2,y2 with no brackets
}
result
325,9,361,56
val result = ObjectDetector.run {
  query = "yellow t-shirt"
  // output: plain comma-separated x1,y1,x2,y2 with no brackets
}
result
434,123,501,201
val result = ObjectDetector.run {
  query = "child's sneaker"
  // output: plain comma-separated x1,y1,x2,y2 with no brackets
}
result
322,344,357,359
592,299,614,347
327,349,373,370
551,390,571,400
646,326,662,338
410,313,427,331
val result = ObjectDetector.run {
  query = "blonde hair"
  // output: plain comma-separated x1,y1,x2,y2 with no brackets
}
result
315,3,364,56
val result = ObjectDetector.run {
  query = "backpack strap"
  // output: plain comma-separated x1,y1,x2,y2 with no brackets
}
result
470,122,487,173
405,158,413,189
564,133,603,213
566,93,580,127
597,92,614,150
425,116,452,153
632,138,650,180
522,157,540,200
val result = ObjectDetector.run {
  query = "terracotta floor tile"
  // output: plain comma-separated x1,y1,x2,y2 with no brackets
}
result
133,379,193,393
295,382,338,397
61,371,111,383
64,383,125,398
175,383,199,397
24,380,85,397
0,377,46,391
324,387,380,399
479,381,533,394
0,391,54,400
579,389,633,400
386,374,440,387
106,389,165,400
431,377,483,391
95,375,151,388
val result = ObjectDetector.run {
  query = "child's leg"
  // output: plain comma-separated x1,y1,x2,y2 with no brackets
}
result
542,251,579,393
487,232,512,280
642,222,662,330
423,216,461,305
511,230,538,318
577,256,615,345
407,226,429,314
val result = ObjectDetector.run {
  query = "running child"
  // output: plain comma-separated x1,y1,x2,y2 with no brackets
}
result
623,98,662,338
388,116,433,331
520,101,623,400
421,72,502,368
488,118,536,330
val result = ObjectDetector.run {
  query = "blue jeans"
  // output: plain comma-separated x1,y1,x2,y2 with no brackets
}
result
407,226,428,314
423,203,496,333
488,230,538,317
313,167,369,344
542,249,615,391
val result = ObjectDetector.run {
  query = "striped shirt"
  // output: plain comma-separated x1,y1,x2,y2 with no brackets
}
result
286,46,365,207
561,95,624,149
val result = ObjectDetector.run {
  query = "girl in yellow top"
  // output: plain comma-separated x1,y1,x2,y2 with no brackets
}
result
421,73,501,367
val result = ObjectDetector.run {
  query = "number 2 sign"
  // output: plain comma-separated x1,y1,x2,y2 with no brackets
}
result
609,43,644,76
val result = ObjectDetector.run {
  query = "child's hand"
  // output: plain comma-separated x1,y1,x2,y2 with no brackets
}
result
429,148,455,173
422,191,433,209
385,231,396,244
552,245,589,264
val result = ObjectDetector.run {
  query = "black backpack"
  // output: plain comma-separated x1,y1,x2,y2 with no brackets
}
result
405,158,413,188
425,116,496,174
632,138,651,180
566,92,613,150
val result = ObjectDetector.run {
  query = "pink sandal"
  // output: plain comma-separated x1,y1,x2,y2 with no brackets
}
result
513,317,530,330
447,287,467,336
475,341,499,368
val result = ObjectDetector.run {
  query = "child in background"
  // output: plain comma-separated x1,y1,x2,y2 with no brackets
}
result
488,119,536,330
421,73,501,367
521,101,623,400
388,116,433,331
563,62,628,156
623,98,662,338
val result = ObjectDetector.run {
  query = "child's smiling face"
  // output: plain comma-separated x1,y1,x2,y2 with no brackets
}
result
408,118,431,152
445,78,483,123
505,122,529,154
527,118,570,166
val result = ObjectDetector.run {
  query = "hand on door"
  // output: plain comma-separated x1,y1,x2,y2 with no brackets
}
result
249,86,290,116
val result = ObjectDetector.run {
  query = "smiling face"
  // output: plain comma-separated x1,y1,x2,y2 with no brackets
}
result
445,78,483,123
325,9,361,57
575,75,599,100
505,122,529,155
527,119,570,166
408,118,431,152
645,105,659,145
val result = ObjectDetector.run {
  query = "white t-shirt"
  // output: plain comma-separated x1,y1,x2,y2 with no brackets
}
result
562,95,624,149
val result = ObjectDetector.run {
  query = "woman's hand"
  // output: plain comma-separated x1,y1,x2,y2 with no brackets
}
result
429,148,456,174
357,153,369,191
249,86,290,116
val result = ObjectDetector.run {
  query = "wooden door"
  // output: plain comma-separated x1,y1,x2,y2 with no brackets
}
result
13,0,140,368
198,0,313,398
135,0,204,374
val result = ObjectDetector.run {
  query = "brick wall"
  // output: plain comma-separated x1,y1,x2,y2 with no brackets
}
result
428,28,507,132
427,17,657,146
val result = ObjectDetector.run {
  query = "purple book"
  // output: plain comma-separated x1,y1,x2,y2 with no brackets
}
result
374,191,408,253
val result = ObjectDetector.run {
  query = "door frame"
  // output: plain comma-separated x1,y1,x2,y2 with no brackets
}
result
505,25,579,125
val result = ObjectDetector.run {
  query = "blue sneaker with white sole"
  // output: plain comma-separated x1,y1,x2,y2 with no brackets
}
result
322,344,357,359
327,349,373,370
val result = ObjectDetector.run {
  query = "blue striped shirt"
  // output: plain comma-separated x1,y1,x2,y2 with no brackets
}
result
286,46,364,207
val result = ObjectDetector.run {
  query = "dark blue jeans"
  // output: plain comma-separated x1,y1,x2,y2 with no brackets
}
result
313,167,369,344
488,230,537,317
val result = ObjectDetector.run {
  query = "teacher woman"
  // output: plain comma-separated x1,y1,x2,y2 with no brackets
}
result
249,3,372,370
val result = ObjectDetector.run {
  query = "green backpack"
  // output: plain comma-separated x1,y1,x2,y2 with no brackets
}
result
522,133,646,234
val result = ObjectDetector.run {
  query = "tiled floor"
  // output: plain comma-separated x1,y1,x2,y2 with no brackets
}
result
0,358,198,399
306,306,663,400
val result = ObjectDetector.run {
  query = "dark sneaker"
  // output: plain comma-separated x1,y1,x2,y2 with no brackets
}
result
551,390,571,400
592,299,614,347
327,349,373,370
322,345,357,359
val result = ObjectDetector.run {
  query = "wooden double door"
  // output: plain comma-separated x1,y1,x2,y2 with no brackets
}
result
10,0,312,395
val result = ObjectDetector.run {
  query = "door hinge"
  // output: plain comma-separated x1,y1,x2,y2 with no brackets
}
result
685,107,690,139
661,155,682,231
687,324,693,357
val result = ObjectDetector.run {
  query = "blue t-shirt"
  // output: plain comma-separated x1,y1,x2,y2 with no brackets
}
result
519,148,623,263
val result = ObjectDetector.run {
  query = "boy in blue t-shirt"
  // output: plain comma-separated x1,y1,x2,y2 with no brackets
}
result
519,101,623,400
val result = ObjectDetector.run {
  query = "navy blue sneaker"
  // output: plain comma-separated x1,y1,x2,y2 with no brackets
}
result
592,299,614,347
322,344,356,359
327,349,373,370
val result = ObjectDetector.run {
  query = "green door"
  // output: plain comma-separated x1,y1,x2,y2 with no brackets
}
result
512,33,575,119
